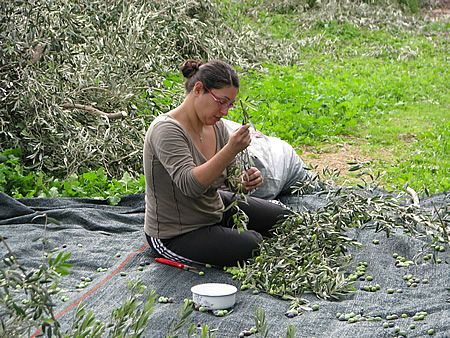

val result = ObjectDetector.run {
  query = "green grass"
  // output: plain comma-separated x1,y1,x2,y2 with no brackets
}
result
363,105,449,192
232,42,447,141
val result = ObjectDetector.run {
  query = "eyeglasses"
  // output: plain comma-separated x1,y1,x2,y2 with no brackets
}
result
206,88,235,109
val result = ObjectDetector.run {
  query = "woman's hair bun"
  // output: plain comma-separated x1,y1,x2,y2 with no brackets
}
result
180,59,204,79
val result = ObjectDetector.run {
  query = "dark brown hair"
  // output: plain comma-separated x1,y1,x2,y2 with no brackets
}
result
180,59,239,93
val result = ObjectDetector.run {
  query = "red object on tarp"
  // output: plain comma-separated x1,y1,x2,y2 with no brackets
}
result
154,257,200,273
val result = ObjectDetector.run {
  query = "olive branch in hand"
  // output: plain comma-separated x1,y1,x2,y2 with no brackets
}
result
224,99,256,234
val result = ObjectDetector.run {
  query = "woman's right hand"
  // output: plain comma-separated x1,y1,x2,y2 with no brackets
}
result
228,124,251,154
191,124,250,188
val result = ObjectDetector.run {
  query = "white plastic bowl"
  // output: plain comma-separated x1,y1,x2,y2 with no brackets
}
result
191,283,237,310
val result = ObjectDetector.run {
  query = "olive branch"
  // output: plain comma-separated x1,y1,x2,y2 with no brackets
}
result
223,99,256,234
227,165,449,308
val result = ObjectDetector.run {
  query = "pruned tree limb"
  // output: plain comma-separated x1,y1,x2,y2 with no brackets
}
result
61,103,127,119
109,149,141,164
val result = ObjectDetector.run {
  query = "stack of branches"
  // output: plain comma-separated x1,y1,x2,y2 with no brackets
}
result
0,0,288,178
240,0,444,34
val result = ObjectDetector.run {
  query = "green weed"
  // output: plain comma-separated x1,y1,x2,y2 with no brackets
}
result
0,149,144,203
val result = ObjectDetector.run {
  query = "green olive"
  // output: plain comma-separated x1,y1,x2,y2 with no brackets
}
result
214,310,226,317
240,284,249,291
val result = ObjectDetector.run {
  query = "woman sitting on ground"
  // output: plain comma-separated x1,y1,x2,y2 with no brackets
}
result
143,59,290,267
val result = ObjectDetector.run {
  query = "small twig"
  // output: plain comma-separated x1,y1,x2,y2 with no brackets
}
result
32,213,50,259
430,202,449,242
109,149,140,164
0,235,15,257
406,185,420,207
1,236,27,273
239,100,254,170
79,86,109,92
61,103,127,120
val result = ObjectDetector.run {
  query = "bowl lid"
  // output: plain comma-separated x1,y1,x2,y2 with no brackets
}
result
191,283,237,297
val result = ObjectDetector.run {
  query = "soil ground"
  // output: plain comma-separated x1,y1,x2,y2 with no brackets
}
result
300,142,373,177
301,143,371,176
298,139,394,185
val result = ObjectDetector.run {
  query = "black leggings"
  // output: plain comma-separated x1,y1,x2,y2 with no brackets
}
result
147,190,291,267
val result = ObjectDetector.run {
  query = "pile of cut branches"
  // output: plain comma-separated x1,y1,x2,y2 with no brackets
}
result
227,171,449,302
0,0,267,177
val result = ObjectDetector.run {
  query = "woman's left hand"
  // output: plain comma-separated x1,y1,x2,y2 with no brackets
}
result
241,167,263,192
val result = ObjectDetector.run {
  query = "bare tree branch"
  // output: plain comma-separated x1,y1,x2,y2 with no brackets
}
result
61,103,127,120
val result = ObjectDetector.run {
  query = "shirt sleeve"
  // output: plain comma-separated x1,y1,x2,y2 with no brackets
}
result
147,120,207,197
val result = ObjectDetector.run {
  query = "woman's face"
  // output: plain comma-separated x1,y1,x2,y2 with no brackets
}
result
194,84,238,125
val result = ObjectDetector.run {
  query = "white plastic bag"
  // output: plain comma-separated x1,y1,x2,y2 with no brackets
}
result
223,119,311,199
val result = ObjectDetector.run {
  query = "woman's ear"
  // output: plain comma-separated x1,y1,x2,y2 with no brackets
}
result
192,81,204,96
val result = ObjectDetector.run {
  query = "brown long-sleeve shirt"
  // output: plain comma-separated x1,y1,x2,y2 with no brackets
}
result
143,113,232,239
